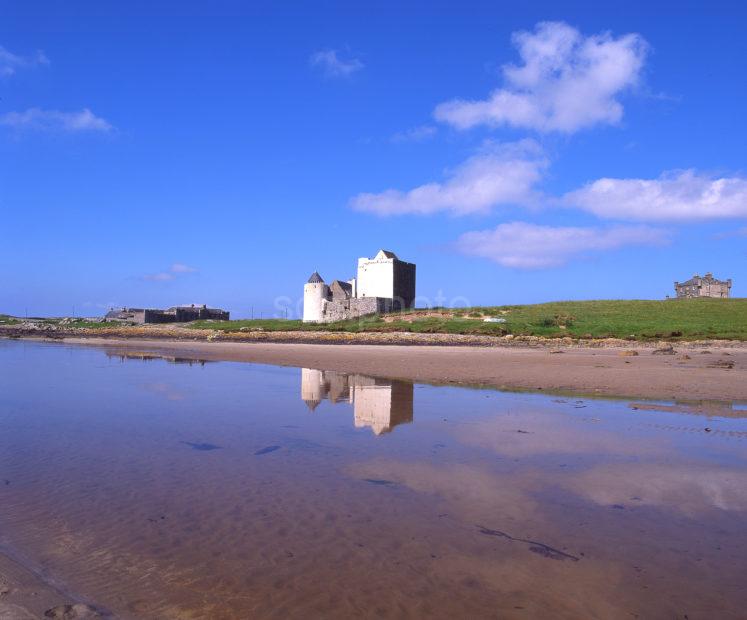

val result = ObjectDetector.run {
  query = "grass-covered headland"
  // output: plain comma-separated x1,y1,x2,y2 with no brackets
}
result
187,298,747,341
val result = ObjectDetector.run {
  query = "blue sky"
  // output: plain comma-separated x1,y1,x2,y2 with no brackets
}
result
1,0,745,318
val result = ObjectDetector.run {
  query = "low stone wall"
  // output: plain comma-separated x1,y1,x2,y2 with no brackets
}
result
320,297,392,323
174,308,230,322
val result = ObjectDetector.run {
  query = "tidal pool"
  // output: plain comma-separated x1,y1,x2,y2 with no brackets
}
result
1,339,746,619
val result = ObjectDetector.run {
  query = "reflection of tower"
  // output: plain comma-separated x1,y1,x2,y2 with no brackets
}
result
300,368,328,411
351,376,414,435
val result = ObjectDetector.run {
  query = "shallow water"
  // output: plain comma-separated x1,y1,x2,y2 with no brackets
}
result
1,340,746,619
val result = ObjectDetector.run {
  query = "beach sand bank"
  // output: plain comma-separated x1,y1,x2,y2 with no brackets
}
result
62,337,746,402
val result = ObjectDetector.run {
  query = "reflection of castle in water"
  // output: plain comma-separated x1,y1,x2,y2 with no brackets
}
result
300,369,414,435
105,350,214,366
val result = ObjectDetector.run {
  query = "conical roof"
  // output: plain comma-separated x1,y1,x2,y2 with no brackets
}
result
376,250,398,260
307,271,324,284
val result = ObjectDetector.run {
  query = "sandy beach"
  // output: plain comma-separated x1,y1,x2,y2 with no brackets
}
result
60,336,747,402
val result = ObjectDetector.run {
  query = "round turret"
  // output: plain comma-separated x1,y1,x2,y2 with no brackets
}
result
303,272,329,322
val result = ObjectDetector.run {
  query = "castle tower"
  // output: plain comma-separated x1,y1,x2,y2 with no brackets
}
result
356,250,416,310
303,272,329,323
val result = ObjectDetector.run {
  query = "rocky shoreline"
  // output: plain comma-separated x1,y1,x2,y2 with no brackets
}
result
2,321,745,349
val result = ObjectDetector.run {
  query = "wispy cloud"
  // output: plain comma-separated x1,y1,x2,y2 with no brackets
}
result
455,222,669,269
0,107,112,133
390,125,437,143
434,21,648,133
143,272,176,282
310,49,364,78
170,263,197,274
564,170,747,221
83,301,122,310
713,227,747,240
350,139,547,216
0,45,48,77
143,263,198,282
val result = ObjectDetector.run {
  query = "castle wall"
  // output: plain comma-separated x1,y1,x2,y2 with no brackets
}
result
142,309,176,324
357,257,394,299
173,307,230,321
392,260,416,309
319,297,392,323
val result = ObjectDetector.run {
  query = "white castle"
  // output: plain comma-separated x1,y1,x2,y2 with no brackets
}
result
303,249,416,323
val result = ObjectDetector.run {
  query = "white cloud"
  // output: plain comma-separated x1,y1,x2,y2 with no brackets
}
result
0,45,48,77
0,107,112,132
455,221,668,269
143,263,198,282
434,21,647,133
390,125,437,143
310,49,364,78
170,263,197,274
350,139,547,216
143,272,175,282
565,170,747,221
565,463,747,517
714,226,747,239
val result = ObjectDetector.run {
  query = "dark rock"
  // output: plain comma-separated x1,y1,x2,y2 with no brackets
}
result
182,442,222,451
44,604,102,619
254,445,281,455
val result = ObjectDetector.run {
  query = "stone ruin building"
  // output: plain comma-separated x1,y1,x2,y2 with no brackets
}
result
104,303,229,324
674,273,732,299
303,250,416,323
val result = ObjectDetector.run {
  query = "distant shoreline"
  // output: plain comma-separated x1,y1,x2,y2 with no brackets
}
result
6,332,744,403
3,298,746,342
2,321,747,348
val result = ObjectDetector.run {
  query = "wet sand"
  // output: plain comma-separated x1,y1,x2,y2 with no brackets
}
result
2,340,747,618
65,337,746,402
0,551,102,619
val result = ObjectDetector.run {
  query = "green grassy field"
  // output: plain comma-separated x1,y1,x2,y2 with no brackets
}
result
188,298,747,341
